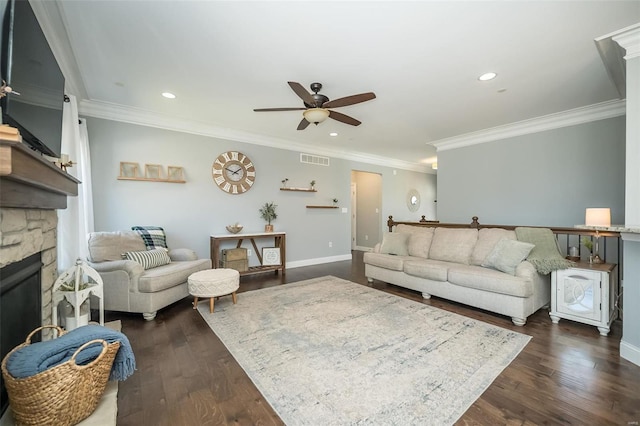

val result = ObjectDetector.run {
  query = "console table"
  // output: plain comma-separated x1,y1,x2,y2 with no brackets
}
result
210,231,286,276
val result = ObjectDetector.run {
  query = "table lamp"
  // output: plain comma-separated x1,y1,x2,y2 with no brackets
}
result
585,208,610,263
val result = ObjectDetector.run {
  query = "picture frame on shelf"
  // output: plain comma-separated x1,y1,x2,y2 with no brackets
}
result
167,166,184,181
145,164,164,179
119,162,140,178
262,247,281,266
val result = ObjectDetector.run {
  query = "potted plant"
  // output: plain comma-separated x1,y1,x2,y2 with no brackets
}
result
310,180,316,190
259,202,278,232
332,198,338,206
581,236,594,263
281,178,289,188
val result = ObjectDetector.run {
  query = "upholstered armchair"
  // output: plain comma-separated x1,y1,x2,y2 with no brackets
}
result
87,229,211,320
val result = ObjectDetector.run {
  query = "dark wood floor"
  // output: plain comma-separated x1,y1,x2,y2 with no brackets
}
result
108,251,640,425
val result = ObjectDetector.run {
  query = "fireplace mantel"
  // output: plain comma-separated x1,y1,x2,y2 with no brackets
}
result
0,138,80,210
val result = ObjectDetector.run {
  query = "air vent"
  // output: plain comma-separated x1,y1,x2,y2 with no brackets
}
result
300,153,330,166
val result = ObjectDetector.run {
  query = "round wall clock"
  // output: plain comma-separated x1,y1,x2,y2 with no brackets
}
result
212,151,256,194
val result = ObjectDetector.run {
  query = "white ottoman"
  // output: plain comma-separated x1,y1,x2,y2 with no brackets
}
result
188,268,240,313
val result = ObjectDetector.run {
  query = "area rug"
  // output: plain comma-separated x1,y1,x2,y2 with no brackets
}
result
198,276,531,425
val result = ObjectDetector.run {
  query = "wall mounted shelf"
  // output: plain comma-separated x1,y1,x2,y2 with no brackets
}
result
280,187,316,192
306,205,338,209
117,177,186,184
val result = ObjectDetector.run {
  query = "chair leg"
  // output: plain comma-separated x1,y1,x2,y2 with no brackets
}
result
209,297,215,313
192,296,199,309
232,292,237,304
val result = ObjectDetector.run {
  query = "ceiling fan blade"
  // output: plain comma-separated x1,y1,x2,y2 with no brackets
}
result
288,81,317,106
297,118,311,130
254,107,307,112
323,92,376,108
329,110,361,126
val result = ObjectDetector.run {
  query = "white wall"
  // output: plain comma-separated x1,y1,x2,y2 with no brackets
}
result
86,117,435,265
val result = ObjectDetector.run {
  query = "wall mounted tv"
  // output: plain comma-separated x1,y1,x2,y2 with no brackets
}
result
1,0,65,158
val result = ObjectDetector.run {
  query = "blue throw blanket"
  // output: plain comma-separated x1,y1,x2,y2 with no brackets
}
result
6,325,136,381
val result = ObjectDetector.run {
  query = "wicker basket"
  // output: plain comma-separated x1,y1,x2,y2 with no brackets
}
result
1,325,120,426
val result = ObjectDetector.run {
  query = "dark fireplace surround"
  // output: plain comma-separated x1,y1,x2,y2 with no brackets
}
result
0,137,79,416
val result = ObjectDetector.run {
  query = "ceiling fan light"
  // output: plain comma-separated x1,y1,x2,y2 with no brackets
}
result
303,108,330,124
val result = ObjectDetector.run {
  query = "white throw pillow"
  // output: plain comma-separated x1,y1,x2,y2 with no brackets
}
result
122,248,171,270
482,239,535,275
379,232,409,256
428,228,478,264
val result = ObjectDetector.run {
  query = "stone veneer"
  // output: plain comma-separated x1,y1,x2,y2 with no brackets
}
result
0,207,58,326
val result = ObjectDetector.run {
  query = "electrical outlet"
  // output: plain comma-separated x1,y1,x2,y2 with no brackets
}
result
329,241,333,248
247,249,252,256
365,235,368,240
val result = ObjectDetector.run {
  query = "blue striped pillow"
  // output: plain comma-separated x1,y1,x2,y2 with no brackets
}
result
122,248,171,269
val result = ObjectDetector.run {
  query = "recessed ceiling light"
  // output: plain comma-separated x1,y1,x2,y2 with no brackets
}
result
162,92,176,99
478,72,497,81
329,132,338,137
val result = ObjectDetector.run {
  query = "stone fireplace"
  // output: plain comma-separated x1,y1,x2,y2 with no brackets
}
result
0,208,59,325
0,134,79,415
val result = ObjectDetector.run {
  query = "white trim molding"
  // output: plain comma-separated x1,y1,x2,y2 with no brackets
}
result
612,23,640,60
430,100,626,152
78,99,431,174
286,254,353,269
620,340,640,367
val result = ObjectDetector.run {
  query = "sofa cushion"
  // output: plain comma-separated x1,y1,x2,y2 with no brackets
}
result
482,239,535,275
470,228,517,266
138,259,211,293
363,252,407,271
123,248,172,270
396,225,434,258
132,225,168,250
448,264,533,298
403,259,450,281
428,228,478,264
88,231,146,262
379,232,409,256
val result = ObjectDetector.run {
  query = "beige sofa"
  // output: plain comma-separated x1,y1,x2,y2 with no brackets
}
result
87,231,211,320
364,225,551,326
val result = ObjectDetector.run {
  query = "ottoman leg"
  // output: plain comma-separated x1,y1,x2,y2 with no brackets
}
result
209,297,215,313
193,296,199,309
232,292,237,304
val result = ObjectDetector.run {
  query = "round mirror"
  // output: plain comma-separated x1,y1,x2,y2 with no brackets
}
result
407,189,420,212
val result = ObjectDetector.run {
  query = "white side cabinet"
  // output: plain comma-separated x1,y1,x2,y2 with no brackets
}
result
550,262,617,336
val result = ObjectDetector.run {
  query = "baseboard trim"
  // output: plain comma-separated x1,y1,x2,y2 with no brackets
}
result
620,339,640,367
286,254,352,269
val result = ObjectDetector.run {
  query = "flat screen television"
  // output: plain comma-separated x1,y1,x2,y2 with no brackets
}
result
1,0,65,158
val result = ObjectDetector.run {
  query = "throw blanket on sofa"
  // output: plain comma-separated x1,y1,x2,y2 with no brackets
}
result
515,227,574,275
6,325,136,381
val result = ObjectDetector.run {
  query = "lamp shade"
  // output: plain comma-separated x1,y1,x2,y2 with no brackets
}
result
303,108,330,124
585,208,611,227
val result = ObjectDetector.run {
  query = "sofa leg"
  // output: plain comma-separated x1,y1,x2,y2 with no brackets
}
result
143,312,157,321
422,293,431,299
511,317,526,326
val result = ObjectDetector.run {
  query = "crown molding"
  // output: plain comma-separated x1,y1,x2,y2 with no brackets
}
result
78,99,432,173
430,99,626,152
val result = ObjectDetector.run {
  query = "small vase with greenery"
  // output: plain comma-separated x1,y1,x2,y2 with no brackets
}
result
259,202,277,232
310,180,316,190
332,198,338,206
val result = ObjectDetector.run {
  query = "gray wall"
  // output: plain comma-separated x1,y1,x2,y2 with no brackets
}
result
436,116,626,227
86,117,435,265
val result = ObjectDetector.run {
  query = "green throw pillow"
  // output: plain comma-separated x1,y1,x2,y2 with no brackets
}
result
482,239,535,275
379,233,409,256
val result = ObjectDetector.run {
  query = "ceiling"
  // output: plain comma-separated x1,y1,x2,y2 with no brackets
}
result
38,1,640,172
